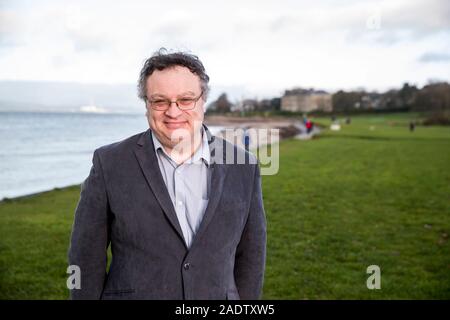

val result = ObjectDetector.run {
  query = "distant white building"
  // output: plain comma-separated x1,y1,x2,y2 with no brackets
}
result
281,88,332,113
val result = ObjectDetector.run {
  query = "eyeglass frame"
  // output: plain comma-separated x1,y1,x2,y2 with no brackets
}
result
145,91,204,111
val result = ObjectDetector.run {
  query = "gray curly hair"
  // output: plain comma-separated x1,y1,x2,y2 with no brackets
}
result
137,48,210,102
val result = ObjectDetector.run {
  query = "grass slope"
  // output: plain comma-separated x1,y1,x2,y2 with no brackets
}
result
0,113,449,299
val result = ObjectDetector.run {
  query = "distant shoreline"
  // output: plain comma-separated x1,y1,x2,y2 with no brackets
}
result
0,110,144,116
0,184,82,203
204,115,299,128
204,115,303,143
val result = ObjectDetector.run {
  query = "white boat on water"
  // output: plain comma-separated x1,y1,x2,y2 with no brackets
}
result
79,104,108,113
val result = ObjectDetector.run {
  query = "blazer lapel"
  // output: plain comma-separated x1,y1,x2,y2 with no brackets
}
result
133,129,186,247
189,125,229,250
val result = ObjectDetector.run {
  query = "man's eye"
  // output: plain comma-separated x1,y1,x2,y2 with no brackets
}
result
152,100,167,104
179,98,195,104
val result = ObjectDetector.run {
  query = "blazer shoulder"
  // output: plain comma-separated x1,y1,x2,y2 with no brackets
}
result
95,130,148,160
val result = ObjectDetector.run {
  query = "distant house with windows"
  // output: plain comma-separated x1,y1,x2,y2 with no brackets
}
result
281,88,332,113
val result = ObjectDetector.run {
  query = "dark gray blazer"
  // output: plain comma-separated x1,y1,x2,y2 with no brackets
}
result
68,126,267,300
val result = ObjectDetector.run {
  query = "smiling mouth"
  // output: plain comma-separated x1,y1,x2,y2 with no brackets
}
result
164,121,187,129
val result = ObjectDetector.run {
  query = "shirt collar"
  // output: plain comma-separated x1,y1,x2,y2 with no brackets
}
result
151,127,210,166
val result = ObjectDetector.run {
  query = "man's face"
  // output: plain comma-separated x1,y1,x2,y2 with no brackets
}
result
145,66,205,150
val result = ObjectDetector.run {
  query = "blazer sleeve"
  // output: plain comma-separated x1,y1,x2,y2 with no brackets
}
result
68,149,110,299
234,163,267,299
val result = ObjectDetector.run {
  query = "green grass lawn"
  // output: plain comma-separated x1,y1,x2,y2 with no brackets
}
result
1,113,449,299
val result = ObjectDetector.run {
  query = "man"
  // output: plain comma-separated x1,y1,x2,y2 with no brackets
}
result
68,49,267,300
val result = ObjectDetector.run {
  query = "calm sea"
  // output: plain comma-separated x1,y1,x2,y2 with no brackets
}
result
0,111,221,200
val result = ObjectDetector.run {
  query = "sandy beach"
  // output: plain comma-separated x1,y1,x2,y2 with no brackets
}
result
204,115,308,149
204,115,300,129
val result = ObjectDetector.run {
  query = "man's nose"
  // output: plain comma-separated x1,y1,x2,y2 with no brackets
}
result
165,101,183,118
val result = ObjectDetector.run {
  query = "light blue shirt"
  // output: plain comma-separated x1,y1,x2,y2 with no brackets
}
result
151,128,211,248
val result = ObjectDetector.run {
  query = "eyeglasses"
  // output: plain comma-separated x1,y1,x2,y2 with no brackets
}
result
146,91,203,111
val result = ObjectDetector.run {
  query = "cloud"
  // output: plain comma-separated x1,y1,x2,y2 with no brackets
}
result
419,52,450,63
62,5,115,52
381,0,450,37
0,0,449,96
0,9,25,48
65,27,114,53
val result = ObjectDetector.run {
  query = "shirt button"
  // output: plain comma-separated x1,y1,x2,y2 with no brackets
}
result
183,262,190,270
178,201,183,206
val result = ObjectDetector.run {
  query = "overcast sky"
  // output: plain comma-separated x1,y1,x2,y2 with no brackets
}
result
1,0,449,99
